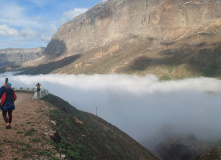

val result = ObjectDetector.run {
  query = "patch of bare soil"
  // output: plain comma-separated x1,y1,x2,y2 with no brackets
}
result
0,92,56,159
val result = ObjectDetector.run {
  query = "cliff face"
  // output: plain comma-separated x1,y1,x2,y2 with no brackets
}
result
22,0,221,77
0,47,45,67
45,0,221,57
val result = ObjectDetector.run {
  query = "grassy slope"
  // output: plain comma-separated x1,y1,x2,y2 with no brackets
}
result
42,94,160,160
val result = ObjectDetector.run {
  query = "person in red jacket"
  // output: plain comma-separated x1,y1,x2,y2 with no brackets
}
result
1,83,17,129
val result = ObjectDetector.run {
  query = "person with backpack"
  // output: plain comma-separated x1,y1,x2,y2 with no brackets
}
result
1,83,17,129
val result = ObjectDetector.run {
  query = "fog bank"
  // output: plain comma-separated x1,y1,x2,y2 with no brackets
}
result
1,73,221,150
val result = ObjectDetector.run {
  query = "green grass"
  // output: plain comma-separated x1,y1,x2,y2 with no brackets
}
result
168,66,174,73
32,138,41,143
24,128,36,136
49,157,59,160
159,75,171,81
188,45,221,77
201,62,218,77
16,131,23,134
184,64,190,72
26,144,32,148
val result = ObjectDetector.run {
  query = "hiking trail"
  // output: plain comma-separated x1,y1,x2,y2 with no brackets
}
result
0,92,56,159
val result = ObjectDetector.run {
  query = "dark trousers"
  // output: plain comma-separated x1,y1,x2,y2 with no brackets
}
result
2,110,13,124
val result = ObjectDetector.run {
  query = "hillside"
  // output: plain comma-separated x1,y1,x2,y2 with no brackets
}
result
42,93,160,160
0,91,160,159
17,0,221,78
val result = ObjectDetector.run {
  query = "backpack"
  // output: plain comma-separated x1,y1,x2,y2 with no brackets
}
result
1,88,15,111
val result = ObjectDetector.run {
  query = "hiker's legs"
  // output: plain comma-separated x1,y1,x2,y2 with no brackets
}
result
8,110,12,124
2,111,9,124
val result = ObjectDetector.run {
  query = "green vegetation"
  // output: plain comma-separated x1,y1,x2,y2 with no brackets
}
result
201,62,218,77
16,131,23,134
32,138,41,143
160,75,171,81
188,45,221,77
168,66,174,73
2,138,56,159
199,140,221,160
24,128,36,136
184,64,190,72
49,158,59,160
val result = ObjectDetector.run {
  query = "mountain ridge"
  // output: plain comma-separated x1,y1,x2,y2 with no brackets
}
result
0,47,45,69
16,0,221,78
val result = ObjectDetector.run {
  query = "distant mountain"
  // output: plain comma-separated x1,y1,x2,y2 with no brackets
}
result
20,0,221,78
0,47,45,69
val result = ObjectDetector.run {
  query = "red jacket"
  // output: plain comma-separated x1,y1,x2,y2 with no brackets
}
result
1,87,17,106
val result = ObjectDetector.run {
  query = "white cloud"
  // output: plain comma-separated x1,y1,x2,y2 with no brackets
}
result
0,3,41,28
0,25,38,38
40,34,52,42
20,28,37,38
39,24,58,42
0,25,19,36
49,24,59,34
60,8,88,24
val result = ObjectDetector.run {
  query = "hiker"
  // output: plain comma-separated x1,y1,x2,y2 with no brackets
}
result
0,80,8,152
36,83,41,92
0,81,8,98
1,83,17,129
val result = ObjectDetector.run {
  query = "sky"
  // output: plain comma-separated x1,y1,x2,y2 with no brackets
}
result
0,0,103,49
1,72,221,151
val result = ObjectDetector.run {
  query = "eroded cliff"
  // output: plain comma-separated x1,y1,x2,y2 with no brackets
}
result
46,0,221,56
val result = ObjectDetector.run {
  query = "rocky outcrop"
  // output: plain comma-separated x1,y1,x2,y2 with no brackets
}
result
0,47,45,67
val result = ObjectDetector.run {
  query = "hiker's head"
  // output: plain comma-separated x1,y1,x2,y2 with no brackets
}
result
8,83,12,87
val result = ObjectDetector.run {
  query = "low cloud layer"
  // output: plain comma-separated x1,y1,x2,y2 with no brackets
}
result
1,73,221,150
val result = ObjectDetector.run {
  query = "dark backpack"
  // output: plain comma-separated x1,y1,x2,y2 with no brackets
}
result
1,88,15,111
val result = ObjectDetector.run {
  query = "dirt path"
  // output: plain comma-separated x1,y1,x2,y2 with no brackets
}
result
0,92,56,159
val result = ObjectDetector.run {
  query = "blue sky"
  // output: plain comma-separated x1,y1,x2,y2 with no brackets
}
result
0,0,103,49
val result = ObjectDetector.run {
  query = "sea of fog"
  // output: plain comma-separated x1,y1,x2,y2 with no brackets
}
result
1,72,221,150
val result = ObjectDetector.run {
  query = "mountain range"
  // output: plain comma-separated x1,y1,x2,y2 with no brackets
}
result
0,47,44,72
